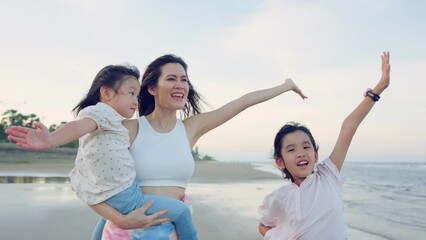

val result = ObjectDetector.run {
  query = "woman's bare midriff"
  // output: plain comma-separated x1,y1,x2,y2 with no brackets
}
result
140,186,185,200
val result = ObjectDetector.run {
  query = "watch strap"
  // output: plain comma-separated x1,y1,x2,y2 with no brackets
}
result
364,88,380,101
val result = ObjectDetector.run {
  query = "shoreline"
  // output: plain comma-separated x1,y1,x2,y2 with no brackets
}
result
0,161,397,239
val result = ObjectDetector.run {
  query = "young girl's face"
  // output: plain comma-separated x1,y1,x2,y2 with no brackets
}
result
277,130,318,186
108,76,140,118
149,63,189,111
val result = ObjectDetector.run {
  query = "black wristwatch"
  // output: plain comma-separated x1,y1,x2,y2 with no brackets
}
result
364,88,380,101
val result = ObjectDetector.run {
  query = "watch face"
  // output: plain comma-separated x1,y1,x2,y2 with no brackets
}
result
367,91,374,97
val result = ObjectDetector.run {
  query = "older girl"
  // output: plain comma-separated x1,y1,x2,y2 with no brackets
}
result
258,52,391,239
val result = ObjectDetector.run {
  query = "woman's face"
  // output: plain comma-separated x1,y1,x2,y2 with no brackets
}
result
149,63,189,111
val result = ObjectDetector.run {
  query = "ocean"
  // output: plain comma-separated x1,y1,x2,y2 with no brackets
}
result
341,161,426,240
253,161,426,240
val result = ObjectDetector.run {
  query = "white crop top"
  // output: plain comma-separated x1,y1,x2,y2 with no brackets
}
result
130,116,195,188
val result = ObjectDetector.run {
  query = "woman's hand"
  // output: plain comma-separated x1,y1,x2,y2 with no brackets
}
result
284,78,308,100
90,200,170,230
117,201,170,229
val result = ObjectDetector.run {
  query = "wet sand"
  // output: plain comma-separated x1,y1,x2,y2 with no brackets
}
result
0,161,388,239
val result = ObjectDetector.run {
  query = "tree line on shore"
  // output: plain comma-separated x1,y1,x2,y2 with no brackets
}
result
0,109,215,161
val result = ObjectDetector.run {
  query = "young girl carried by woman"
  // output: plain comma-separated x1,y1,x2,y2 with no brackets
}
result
258,52,391,239
6,65,198,240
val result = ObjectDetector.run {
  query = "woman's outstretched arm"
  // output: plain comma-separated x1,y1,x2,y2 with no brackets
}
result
185,78,307,147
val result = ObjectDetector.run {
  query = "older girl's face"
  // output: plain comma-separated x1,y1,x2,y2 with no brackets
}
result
149,63,189,110
276,130,318,186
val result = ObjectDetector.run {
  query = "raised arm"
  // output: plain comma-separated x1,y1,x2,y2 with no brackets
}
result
6,118,97,151
185,78,307,147
330,51,390,171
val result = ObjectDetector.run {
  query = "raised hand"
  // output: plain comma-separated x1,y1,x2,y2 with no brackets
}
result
6,122,52,151
285,78,308,100
379,51,390,91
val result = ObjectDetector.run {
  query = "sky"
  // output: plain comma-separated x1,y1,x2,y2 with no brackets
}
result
1,0,425,163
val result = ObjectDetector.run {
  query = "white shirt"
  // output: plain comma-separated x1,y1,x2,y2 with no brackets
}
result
69,103,135,205
258,158,347,240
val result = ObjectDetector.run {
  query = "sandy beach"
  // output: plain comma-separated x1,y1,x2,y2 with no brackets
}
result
0,161,394,239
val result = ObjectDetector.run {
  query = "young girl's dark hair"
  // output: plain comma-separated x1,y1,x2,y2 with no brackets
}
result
273,121,319,182
138,54,203,118
73,64,140,115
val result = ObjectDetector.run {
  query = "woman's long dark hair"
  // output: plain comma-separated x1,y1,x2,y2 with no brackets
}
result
138,54,203,118
73,64,140,115
273,121,319,182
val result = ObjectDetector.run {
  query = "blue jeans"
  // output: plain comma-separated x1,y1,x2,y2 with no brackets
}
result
90,181,197,240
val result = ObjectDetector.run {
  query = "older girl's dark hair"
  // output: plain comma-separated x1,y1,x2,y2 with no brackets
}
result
72,64,140,115
273,121,319,182
139,54,203,118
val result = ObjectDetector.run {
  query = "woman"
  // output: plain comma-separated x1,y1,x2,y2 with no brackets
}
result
91,54,307,239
